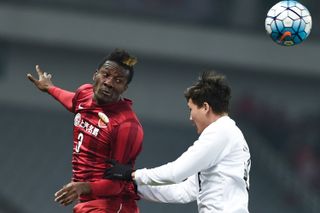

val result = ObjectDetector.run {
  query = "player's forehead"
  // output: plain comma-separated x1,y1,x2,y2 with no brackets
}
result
187,99,195,108
187,99,202,110
99,61,129,77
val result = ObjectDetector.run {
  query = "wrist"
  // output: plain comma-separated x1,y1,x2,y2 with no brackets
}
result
79,182,91,195
47,85,56,94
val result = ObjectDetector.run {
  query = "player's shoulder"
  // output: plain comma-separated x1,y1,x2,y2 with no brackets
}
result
74,84,93,100
76,84,93,93
112,105,142,128
116,119,144,136
114,112,141,127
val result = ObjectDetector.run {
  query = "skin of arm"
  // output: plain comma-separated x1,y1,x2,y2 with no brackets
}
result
27,65,54,92
27,65,75,111
53,180,123,206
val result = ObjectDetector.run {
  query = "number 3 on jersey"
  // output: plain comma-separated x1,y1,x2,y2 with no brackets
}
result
76,132,84,153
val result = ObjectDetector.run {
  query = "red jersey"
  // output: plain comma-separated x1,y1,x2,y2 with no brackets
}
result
49,84,143,202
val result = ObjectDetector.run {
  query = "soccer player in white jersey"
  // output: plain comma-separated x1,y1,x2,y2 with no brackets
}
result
105,71,251,213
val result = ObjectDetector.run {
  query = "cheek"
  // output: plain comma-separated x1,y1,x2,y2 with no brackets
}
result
191,111,204,127
93,77,101,86
93,81,100,92
190,111,198,122
115,85,127,94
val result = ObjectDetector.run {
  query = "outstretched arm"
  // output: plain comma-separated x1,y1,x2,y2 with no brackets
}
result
104,164,197,204
138,175,197,204
27,65,54,92
105,129,229,186
27,65,75,111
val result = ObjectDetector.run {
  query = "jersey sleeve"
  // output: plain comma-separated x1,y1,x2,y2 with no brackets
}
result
137,175,197,203
48,86,75,112
89,180,123,197
135,126,230,185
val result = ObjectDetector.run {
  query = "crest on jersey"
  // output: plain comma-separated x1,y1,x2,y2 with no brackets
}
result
74,113,81,126
98,112,109,128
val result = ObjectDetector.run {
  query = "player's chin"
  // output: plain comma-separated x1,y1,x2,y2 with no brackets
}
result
96,92,113,103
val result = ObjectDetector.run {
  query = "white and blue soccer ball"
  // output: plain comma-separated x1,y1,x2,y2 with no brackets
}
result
265,1,312,46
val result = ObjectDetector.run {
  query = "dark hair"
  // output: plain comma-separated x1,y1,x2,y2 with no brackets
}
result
97,48,137,84
184,71,231,114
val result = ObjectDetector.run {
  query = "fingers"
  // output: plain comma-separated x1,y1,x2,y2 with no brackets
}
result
55,185,67,197
45,73,52,79
35,64,44,77
54,185,68,202
55,192,76,206
27,73,36,83
54,190,67,203
27,65,54,93
27,65,44,83
36,65,52,79
54,186,77,206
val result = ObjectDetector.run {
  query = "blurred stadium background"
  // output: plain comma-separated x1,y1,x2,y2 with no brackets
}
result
0,0,320,212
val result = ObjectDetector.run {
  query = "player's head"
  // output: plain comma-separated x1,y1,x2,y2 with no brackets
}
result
97,48,137,84
93,48,137,105
184,71,231,133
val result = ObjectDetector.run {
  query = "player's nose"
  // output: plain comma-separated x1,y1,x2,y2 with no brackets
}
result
103,76,114,87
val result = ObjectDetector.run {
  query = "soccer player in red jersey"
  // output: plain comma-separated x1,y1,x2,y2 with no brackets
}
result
27,49,144,213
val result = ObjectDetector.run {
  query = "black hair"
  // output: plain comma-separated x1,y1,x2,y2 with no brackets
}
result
184,71,231,114
97,48,137,84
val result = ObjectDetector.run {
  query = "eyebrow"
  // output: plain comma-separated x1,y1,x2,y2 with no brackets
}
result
98,69,128,80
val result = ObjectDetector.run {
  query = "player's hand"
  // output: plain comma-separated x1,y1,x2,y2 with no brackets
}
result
54,182,91,206
104,159,133,181
27,65,54,92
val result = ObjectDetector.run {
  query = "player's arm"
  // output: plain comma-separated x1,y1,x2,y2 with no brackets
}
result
105,128,228,185
89,121,143,197
135,129,229,185
54,180,123,206
27,65,75,111
88,180,123,197
54,181,91,206
137,175,197,204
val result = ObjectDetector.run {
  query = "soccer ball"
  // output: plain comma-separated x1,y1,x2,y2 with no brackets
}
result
265,1,312,46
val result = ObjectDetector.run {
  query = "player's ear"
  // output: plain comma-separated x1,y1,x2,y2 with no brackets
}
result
93,70,98,81
203,102,210,113
123,76,129,91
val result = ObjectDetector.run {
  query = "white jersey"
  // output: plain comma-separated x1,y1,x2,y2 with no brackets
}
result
135,116,251,213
